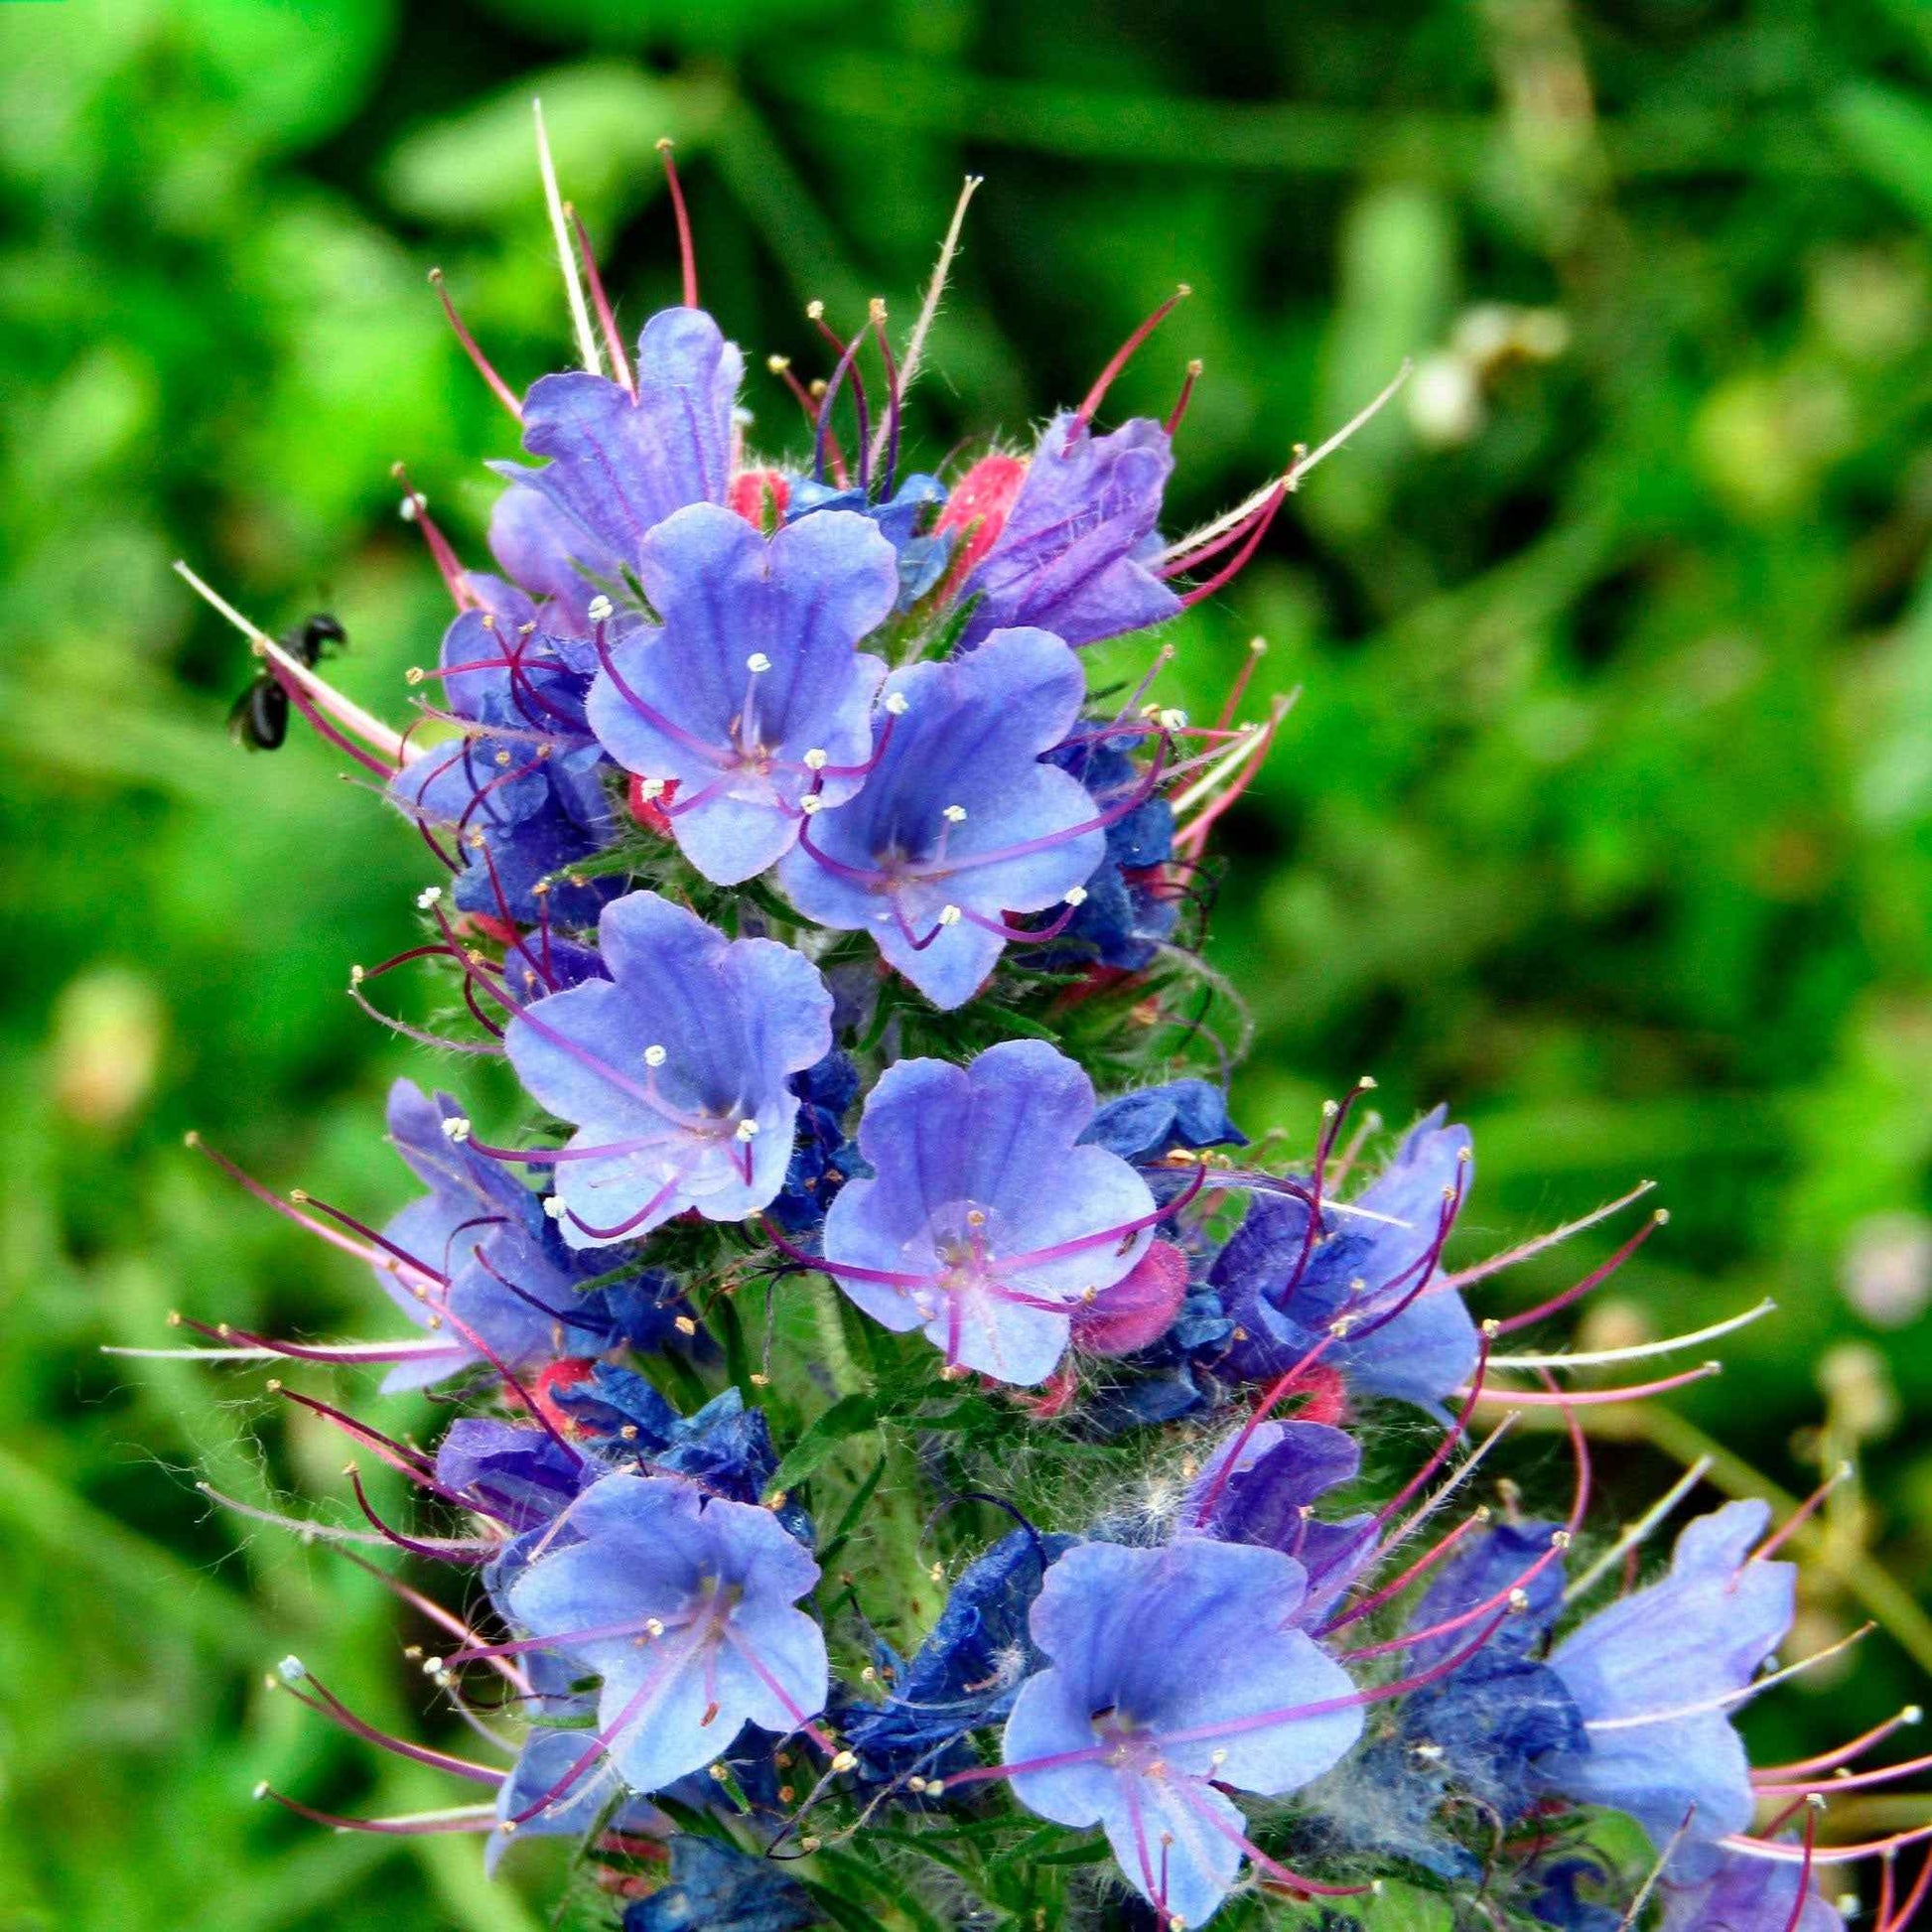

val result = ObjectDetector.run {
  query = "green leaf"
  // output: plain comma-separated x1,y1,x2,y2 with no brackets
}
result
1830,82,1932,230
382,65,726,226
770,1392,882,1497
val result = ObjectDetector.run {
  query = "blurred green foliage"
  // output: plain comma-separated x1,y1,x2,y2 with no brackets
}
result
3,0,1931,1925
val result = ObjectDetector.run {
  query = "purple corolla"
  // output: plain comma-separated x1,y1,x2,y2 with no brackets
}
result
775,627,1113,1011
584,502,898,885
1002,1537,1363,1927
817,1039,1158,1385
1538,1500,1796,1867
954,413,1180,653
504,1473,826,1800
504,890,833,1248
489,307,742,633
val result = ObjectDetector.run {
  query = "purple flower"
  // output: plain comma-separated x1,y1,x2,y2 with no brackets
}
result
1003,1537,1363,1927
1211,1108,1480,1415
504,891,833,1248
584,504,898,885
819,1039,1157,1384
1183,1420,1377,1622
436,1418,590,1533
955,414,1180,653
375,1079,634,1389
489,308,743,632
775,627,1108,1011
1538,1501,1795,1865
1656,1843,1845,1932
505,1472,827,1797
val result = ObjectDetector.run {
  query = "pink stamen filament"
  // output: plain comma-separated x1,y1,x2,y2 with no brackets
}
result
281,1666,503,1785
1749,1462,1854,1566
197,1477,490,1556
256,1788,498,1835
1755,1710,1926,1783
566,202,634,398
1465,1361,1723,1407
656,139,699,311
1488,1210,1667,1334
275,666,399,777
348,1465,489,1565
1176,482,1288,609
1165,358,1203,438
1073,285,1190,434
429,269,521,421
1754,1747,1932,1799
1315,1510,1491,1639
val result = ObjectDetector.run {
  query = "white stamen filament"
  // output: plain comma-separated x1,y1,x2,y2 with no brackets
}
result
532,98,601,377
1490,1298,1776,1372
1563,1455,1716,1603
1586,1624,1874,1732
174,562,416,765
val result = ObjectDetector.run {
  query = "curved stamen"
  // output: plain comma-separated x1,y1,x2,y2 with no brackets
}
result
590,618,731,769
348,1465,490,1566
428,269,522,421
1486,1207,1669,1333
275,1661,504,1785
811,313,873,490
997,1163,1207,1272
1071,284,1190,437
901,737,1172,882
655,138,699,312
197,1477,490,1555
564,1167,686,1242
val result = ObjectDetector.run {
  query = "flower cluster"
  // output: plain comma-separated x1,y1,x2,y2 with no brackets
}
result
155,134,1930,1932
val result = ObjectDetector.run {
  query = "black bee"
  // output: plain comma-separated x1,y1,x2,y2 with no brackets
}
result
227,613,346,751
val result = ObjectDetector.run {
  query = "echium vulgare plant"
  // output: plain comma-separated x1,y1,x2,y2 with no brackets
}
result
145,121,1932,1932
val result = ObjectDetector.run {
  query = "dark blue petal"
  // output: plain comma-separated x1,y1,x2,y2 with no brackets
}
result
621,1836,815,1932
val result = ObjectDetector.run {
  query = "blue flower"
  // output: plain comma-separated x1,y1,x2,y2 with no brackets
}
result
788,472,953,609
489,308,744,633
1655,1842,1845,1932
621,1834,816,1932
505,1472,827,1797
1329,1519,1586,1879
1003,1537,1363,1927
775,627,1108,1011
1210,1108,1480,1415
955,414,1180,653
1538,1501,1795,1868
388,594,621,927
842,1527,1075,1783
1082,1078,1247,1165
375,1079,641,1388
504,891,834,1248
584,504,899,885
768,1048,865,1236
1183,1420,1377,1623
819,1039,1157,1385
552,1371,813,1548
1040,738,1178,971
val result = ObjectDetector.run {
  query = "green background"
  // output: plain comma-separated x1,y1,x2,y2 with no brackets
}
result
3,0,1930,1925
